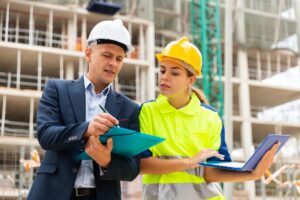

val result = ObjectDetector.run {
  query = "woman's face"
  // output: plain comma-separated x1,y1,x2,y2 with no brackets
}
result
159,60,196,98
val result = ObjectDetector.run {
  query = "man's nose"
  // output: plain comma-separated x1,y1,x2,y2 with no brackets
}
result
108,58,117,66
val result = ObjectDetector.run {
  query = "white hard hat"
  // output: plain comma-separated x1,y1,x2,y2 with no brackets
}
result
87,19,134,54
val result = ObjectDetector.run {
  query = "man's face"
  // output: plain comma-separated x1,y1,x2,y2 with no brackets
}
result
86,43,125,87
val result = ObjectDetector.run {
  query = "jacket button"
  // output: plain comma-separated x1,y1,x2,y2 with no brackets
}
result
72,168,78,173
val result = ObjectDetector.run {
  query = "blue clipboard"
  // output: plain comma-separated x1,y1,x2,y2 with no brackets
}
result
78,126,165,160
200,134,290,171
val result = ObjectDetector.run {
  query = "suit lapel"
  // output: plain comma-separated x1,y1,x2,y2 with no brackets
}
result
68,76,86,122
105,90,122,119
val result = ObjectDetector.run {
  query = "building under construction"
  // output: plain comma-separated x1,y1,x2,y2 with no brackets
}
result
0,0,300,199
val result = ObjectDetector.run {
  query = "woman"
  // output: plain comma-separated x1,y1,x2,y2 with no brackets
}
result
139,37,279,200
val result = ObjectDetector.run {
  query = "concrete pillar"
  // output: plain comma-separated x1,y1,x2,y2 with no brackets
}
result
276,54,281,74
114,75,119,92
78,57,84,78
37,52,42,91
238,49,255,200
140,69,146,103
135,65,140,102
4,2,9,42
29,6,34,45
236,1,255,199
18,146,25,200
294,0,300,53
139,25,145,60
145,22,155,100
68,14,77,50
28,145,35,187
59,55,64,80
1,95,7,137
15,14,19,43
81,17,87,51
48,10,53,47
138,0,154,21
224,0,234,198
174,0,181,34
0,11,3,41
65,62,74,80
256,51,262,81
29,98,34,138
16,49,21,89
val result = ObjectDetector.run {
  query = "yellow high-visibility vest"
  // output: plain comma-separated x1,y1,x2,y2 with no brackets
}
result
140,93,225,200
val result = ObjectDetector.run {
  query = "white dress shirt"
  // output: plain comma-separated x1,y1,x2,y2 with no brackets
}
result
74,75,111,188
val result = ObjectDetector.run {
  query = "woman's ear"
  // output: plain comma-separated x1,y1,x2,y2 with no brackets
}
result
189,75,197,87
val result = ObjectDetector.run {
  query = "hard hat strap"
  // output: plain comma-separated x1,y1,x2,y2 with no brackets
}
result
88,39,128,53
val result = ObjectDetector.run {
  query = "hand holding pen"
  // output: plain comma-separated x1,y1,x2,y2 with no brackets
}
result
84,105,118,167
83,105,119,138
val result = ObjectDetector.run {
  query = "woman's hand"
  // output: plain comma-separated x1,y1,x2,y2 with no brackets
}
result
188,149,224,169
251,142,280,180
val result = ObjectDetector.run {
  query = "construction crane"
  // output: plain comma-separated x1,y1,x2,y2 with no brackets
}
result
190,0,224,117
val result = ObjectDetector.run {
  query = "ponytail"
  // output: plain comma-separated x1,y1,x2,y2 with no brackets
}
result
191,87,209,105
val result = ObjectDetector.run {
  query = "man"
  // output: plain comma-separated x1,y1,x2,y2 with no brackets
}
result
28,19,140,200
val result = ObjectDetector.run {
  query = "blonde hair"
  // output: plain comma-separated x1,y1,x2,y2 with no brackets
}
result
191,87,209,105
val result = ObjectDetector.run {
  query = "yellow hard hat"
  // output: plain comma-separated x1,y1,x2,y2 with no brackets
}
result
156,37,202,76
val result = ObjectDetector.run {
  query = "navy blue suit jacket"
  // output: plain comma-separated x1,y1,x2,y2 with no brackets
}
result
28,77,140,200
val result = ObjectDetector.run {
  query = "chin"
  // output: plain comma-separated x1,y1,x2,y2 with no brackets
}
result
102,77,114,84
160,91,173,97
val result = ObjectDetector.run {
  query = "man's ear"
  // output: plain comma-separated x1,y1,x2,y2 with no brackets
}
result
85,48,92,62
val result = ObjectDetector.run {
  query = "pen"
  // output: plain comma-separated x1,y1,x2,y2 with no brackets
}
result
99,104,108,113
99,104,119,127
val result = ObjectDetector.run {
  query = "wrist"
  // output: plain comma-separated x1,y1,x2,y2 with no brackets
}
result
251,171,261,180
184,158,192,170
99,156,111,168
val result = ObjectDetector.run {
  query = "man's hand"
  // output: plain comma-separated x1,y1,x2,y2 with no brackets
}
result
85,136,113,168
84,113,119,138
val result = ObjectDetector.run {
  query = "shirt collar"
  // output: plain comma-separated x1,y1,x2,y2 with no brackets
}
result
157,93,200,116
83,75,111,96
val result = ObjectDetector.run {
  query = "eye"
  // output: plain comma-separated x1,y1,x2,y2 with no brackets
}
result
116,57,124,62
102,54,111,58
159,69,166,74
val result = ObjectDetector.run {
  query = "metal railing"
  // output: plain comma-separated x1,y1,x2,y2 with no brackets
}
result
1,27,68,50
0,71,51,90
1,119,37,138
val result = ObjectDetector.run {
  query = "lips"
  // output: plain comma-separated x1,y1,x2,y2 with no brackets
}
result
159,83,170,89
104,69,116,75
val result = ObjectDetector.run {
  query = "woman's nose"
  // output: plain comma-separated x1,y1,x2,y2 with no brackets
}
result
161,72,170,81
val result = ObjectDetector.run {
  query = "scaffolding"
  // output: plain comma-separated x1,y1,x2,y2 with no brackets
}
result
0,0,155,199
0,0,300,200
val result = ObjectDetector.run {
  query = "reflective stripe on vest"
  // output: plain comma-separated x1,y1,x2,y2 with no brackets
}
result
143,183,225,200
143,155,225,200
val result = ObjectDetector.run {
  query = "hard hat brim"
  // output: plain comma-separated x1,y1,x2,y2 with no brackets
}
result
87,39,135,54
156,54,199,76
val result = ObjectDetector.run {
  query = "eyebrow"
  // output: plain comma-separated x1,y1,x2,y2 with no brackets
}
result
160,65,182,70
102,51,125,58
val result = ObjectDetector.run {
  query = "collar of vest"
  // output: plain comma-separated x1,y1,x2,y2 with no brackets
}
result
156,93,200,115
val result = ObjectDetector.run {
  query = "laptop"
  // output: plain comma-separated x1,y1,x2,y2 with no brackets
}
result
200,134,290,171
